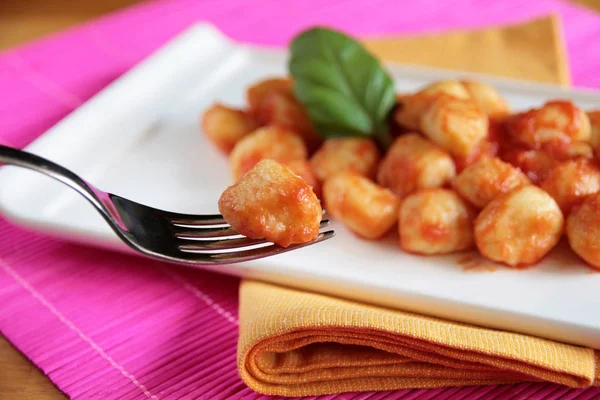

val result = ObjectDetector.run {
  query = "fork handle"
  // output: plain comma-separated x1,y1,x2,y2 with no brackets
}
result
0,144,105,209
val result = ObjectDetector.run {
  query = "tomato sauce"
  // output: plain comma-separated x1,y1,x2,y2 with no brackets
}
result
457,254,498,272
462,261,498,272
420,223,449,242
486,110,577,184
457,255,477,265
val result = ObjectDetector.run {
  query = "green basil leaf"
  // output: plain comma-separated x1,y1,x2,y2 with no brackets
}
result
288,27,396,149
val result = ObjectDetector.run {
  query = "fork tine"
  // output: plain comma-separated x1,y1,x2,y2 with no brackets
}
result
174,226,241,239
170,210,328,227
179,230,335,263
174,219,331,240
179,237,272,251
169,214,227,226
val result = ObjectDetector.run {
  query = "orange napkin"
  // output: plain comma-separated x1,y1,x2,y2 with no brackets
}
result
237,15,596,397
363,14,570,85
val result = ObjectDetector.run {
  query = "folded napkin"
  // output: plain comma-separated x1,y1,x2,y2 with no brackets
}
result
239,281,599,396
363,14,570,86
237,15,598,396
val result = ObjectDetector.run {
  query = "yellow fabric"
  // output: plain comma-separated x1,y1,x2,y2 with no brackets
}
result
362,15,570,86
237,15,592,396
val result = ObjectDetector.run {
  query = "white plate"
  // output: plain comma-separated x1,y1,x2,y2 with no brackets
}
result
2,23,600,348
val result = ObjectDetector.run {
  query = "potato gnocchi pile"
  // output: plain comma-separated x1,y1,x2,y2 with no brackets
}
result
203,77,600,270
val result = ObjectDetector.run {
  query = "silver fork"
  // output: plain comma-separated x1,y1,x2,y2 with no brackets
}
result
0,145,334,265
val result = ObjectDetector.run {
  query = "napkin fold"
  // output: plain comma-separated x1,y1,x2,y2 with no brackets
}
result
237,15,592,396
238,281,598,396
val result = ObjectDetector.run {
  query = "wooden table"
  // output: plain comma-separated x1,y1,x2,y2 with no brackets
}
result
1,0,599,399
0,0,141,50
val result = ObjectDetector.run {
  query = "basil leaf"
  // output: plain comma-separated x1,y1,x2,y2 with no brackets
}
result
288,27,396,149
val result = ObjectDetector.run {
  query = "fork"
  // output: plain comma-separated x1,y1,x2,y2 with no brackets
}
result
0,145,334,265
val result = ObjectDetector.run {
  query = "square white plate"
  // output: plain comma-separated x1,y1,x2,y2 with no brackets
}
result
2,23,600,348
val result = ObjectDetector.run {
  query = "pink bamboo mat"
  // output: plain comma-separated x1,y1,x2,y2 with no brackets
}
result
2,0,600,399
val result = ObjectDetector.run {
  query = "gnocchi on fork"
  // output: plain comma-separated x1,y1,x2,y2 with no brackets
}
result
0,145,334,265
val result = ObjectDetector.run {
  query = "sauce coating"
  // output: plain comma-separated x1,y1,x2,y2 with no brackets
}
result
310,138,380,183
399,189,476,255
219,159,322,247
377,133,455,197
201,104,260,154
229,126,307,181
453,156,530,209
323,171,400,240
474,186,564,267
540,159,600,214
567,192,600,270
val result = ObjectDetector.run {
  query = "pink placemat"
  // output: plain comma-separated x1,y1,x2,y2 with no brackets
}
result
1,0,600,399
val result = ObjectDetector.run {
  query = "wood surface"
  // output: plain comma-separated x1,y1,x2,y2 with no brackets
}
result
0,0,599,399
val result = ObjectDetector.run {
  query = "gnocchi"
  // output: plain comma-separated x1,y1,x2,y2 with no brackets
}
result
453,138,499,172
310,138,380,182
507,101,591,148
257,89,322,151
535,138,593,162
461,80,510,118
589,110,600,154
566,192,600,269
474,186,564,267
399,189,476,254
393,94,420,131
201,104,260,154
393,80,470,131
285,159,321,198
229,126,307,181
207,75,600,271
540,159,600,214
218,159,321,247
452,156,530,209
377,133,456,197
323,172,400,239
560,141,594,159
246,77,292,116
420,80,472,99
420,94,489,157
501,149,556,184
